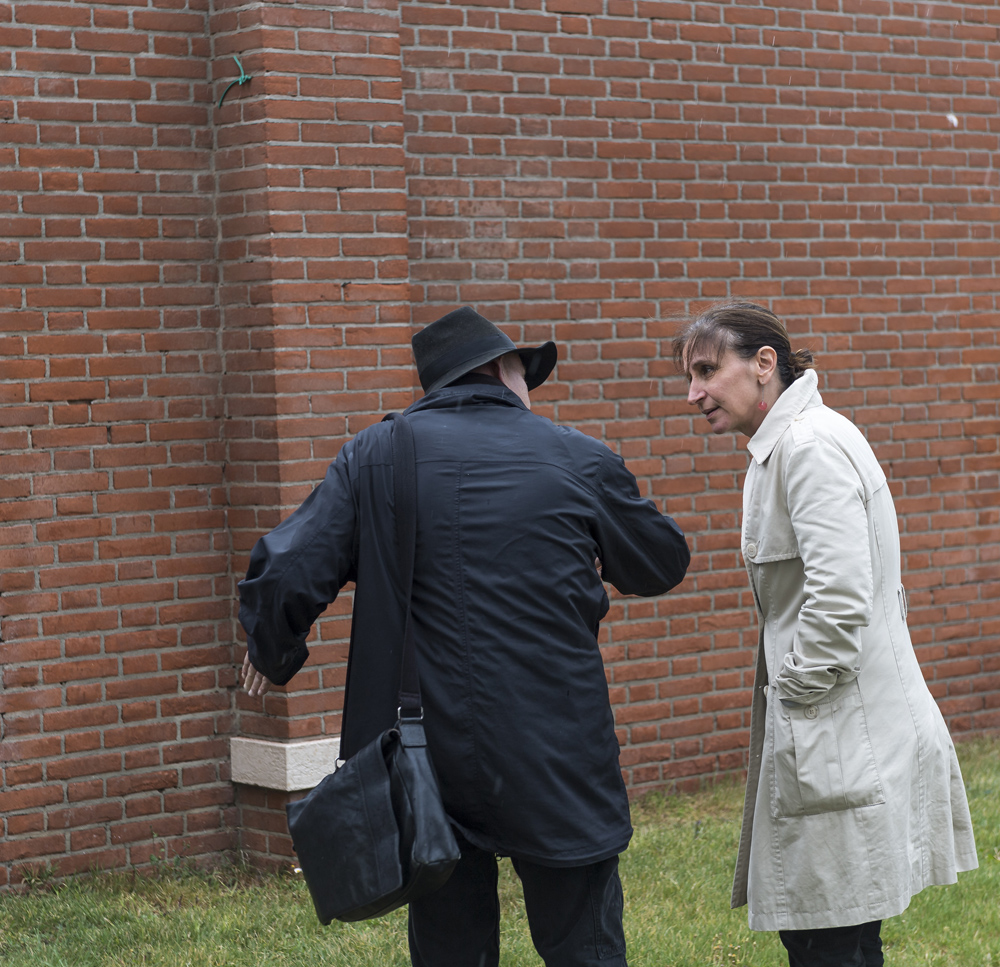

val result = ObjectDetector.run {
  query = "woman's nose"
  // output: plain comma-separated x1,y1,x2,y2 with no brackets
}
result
687,381,704,405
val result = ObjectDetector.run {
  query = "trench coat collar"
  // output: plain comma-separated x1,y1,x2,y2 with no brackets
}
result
746,368,821,464
407,380,530,414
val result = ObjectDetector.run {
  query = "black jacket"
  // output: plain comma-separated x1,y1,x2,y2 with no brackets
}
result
238,380,690,865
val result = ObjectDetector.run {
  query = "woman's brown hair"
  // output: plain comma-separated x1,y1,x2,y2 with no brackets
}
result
672,302,815,387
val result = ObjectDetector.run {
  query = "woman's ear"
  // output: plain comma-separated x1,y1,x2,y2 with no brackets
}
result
756,346,778,385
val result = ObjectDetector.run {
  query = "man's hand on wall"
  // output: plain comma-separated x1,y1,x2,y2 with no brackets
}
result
241,652,273,697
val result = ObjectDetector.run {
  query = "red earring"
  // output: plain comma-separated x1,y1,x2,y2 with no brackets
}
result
758,400,768,411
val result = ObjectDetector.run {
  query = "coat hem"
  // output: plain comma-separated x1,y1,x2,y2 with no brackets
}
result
454,820,632,868
748,894,911,932
746,858,980,932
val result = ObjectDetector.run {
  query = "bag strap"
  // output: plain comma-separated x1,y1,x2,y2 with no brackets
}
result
384,412,422,721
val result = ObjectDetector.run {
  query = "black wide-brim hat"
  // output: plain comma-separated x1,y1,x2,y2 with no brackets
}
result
412,306,557,393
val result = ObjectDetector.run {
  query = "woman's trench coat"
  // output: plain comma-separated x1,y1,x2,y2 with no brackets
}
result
732,369,978,931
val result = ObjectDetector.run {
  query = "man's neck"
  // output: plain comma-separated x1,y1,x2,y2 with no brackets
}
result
447,373,506,388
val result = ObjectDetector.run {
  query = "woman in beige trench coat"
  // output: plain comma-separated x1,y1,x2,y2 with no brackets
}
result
675,303,978,967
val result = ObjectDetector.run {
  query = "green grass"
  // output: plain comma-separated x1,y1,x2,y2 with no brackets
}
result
1,736,997,966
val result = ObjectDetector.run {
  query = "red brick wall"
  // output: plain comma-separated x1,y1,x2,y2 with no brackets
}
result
399,0,1000,792
0,0,235,886
1,0,998,882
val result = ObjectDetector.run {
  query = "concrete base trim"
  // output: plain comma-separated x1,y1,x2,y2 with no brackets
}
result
230,735,341,792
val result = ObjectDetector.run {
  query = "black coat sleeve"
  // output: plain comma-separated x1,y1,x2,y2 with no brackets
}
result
593,447,690,597
237,440,359,685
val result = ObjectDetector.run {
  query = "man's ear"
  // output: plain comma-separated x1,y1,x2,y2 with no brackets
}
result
756,346,778,386
471,358,503,379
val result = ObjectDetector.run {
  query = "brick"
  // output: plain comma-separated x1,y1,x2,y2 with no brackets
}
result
105,771,178,798
0,833,67,863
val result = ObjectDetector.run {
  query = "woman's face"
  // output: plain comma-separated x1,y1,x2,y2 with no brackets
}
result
683,344,768,437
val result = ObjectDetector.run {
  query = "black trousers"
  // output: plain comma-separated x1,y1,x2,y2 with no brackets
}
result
407,839,627,967
779,920,884,967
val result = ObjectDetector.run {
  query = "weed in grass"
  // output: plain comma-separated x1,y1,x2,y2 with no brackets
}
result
709,935,762,966
17,862,56,894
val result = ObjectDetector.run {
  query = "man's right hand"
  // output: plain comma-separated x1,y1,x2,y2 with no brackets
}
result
241,652,273,697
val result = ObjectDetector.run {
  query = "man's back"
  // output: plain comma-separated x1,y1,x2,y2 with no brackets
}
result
401,379,688,865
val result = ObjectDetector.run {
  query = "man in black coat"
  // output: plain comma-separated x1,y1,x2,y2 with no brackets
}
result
238,307,690,967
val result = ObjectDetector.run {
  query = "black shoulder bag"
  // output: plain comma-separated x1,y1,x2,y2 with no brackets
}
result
285,412,460,924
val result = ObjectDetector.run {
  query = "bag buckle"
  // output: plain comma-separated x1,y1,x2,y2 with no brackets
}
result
397,709,428,749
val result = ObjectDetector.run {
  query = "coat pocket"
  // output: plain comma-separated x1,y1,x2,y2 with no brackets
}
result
771,679,885,818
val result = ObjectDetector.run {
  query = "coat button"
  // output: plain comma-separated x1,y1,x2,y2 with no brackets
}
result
745,542,758,559
804,706,818,720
